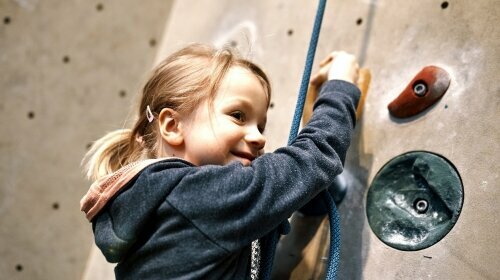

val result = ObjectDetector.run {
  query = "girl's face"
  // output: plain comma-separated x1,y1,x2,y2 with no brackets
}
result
180,66,269,166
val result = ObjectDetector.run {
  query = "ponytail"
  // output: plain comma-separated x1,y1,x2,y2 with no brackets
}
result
82,129,143,181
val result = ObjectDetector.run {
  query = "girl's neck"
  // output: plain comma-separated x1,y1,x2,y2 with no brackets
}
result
157,140,185,161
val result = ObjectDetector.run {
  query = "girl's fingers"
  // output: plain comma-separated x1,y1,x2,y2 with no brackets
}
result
310,73,323,86
319,51,342,67
319,56,332,67
310,60,332,86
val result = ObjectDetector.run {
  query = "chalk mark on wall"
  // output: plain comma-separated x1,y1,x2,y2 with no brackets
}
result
13,0,39,10
213,20,260,59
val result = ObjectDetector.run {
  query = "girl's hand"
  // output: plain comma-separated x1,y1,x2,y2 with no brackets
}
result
310,51,359,86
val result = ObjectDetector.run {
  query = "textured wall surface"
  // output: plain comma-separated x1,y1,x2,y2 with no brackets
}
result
338,1,499,279
2,0,498,279
0,0,172,279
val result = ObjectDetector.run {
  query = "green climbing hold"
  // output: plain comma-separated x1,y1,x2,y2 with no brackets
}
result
366,151,463,251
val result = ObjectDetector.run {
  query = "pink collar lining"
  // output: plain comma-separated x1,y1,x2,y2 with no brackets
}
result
80,158,165,221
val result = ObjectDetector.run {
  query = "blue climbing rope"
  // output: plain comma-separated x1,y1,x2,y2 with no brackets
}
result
259,0,342,279
287,0,327,146
324,190,341,279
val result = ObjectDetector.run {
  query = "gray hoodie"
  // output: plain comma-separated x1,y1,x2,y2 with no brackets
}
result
81,80,360,279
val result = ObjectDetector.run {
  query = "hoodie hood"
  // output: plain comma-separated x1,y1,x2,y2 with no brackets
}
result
81,158,164,221
81,158,195,263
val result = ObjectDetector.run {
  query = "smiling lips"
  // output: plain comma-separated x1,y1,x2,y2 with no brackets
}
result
232,151,256,162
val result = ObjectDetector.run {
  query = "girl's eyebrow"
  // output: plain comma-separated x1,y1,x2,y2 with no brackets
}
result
223,98,253,110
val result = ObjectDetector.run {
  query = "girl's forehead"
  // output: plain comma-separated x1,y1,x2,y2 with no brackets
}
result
215,66,269,102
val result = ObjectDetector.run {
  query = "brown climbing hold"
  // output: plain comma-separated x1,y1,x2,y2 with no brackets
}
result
388,66,450,118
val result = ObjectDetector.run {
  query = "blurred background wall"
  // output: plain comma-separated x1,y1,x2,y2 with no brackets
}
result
0,0,173,279
1,0,498,279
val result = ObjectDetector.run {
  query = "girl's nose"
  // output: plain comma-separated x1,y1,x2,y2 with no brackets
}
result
245,127,266,151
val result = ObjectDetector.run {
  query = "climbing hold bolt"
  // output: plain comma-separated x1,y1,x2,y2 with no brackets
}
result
414,198,429,213
413,82,428,97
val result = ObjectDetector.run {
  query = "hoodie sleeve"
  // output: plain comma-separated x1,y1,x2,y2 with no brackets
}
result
165,80,360,253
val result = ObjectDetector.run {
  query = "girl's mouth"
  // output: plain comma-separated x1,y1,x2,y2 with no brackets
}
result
232,151,256,162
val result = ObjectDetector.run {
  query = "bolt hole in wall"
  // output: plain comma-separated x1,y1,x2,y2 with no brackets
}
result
63,55,70,64
86,143,92,150
4,16,10,24
16,264,23,272
27,111,35,119
441,1,449,9
356,18,363,25
287,29,294,36
52,202,60,210
149,38,157,47
119,90,127,98
96,3,104,11
269,102,274,109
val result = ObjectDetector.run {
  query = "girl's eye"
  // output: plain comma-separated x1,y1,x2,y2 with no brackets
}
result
230,111,245,122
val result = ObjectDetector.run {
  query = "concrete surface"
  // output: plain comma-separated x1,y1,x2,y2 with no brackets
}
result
1,0,498,279
338,0,499,279
0,0,173,279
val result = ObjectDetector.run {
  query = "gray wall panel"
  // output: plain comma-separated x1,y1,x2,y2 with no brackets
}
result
0,0,173,279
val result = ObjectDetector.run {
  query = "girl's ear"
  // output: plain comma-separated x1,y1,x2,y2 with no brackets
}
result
158,108,184,146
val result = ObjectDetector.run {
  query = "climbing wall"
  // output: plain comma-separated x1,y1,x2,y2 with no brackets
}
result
2,0,498,279
332,1,499,279
0,0,173,279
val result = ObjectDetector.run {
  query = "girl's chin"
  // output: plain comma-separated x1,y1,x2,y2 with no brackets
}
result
232,157,252,166
240,159,252,166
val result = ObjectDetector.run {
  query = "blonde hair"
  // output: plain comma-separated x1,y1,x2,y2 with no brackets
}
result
82,43,271,181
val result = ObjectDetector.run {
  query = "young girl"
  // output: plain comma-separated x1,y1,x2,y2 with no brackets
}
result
81,43,360,279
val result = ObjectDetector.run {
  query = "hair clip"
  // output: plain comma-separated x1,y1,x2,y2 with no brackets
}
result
146,105,155,123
